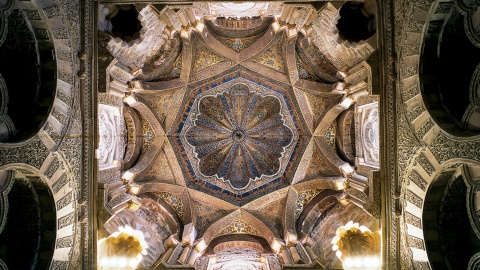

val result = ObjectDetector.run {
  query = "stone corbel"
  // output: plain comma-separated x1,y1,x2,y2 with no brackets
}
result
300,11,318,37
272,6,292,33
182,222,198,247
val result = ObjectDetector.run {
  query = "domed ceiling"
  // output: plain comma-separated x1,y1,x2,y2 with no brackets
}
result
97,2,380,269
181,81,297,191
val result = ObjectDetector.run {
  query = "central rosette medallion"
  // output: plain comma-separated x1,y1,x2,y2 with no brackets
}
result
183,82,294,190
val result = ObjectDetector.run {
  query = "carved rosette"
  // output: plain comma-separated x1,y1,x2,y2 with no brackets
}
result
185,83,294,190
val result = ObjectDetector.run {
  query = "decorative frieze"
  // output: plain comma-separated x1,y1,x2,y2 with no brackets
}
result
58,212,75,229
56,235,74,248
406,105,424,122
52,175,68,194
405,212,422,228
52,28,69,39
402,45,420,57
409,171,427,192
51,260,69,270
402,85,419,102
407,20,425,33
416,119,433,139
57,192,73,210
401,65,418,79
45,160,60,179
416,155,435,176
43,5,61,18
24,10,41,20
406,189,423,209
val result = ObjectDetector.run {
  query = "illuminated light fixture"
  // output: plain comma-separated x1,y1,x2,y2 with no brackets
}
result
331,221,381,270
340,96,354,109
126,183,141,195
99,225,148,269
123,95,137,106
122,171,135,183
208,256,217,265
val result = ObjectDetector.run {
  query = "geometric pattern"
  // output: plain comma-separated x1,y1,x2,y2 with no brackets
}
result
185,82,294,189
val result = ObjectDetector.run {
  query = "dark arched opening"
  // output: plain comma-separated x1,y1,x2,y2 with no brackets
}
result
107,5,142,43
420,9,480,136
423,171,480,269
336,1,376,43
0,176,56,269
0,8,57,142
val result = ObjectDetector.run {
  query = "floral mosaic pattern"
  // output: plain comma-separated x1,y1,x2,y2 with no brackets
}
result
296,54,320,82
185,83,293,189
192,44,225,72
252,42,285,73
215,35,260,52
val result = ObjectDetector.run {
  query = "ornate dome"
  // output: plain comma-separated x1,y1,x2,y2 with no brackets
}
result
177,75,301,200
185,83,294,189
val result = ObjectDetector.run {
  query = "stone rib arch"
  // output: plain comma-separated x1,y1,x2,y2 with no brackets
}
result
139,183,192,225
295,33,339,84
402,151,480,269
122,95,166,183
0,2,57,144
295,189,342,240
0,159,77,269
0,0,78,150
201,209,280,253
406,0,480,137
310,3,376,70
